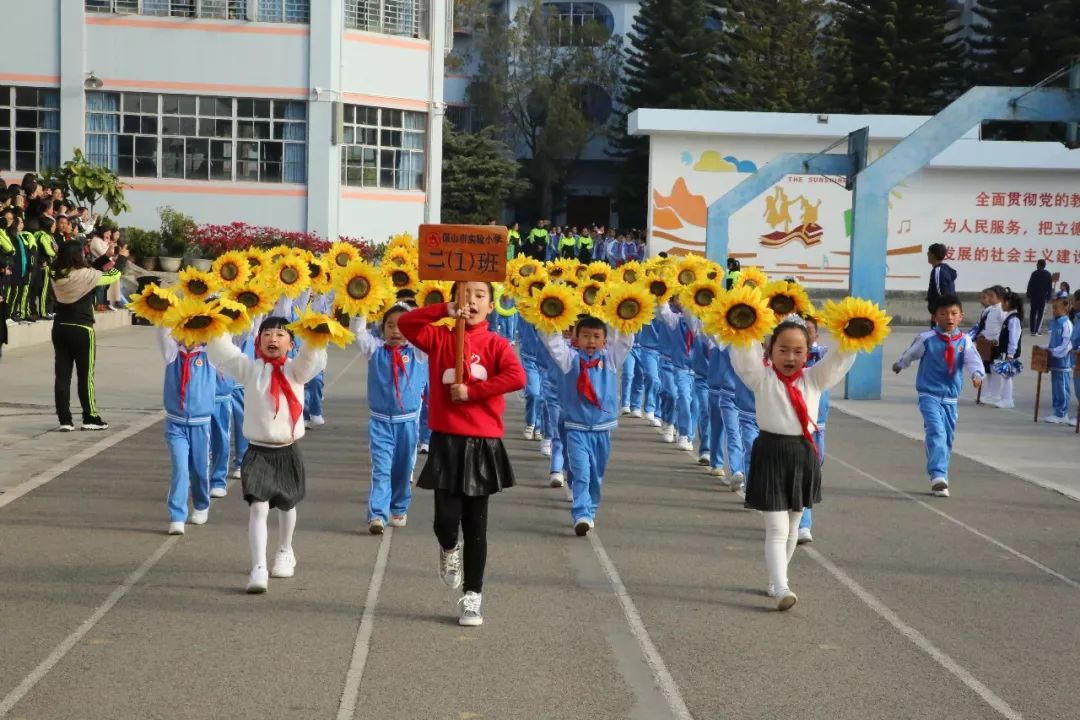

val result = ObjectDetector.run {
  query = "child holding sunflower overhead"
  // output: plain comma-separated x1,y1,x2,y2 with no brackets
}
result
398,282,526,627
349,303,429,534
206,315,328,594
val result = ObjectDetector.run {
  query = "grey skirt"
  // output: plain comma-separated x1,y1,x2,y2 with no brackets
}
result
241,443,305,510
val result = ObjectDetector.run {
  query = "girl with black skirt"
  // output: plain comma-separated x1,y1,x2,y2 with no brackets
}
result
398,281,526,627
729,320,855,611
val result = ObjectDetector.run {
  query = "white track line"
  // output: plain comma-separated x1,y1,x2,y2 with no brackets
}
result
335,528,393,720
803,545,1023,720
0,411,165,510
0,536,179,717
826,453,1080,591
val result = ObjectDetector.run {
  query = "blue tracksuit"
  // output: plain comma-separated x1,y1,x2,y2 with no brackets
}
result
800,344,830,531
540,339,567,477
637,321,662,415
160,332,215,523
894,327,985,483
227,333,254,475
1071,317,1080,400
209,365,235,492
706,342,740,474
657,304,694,437
355,321,428,523
1047,315,1075,418
690,333,710,453
733,368,757,478
619,343,640,410
544,331,634,524
518,321,545,433
301,292,332,421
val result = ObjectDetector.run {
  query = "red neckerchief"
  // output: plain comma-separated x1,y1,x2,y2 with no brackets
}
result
773,366,817,451
577,355,603,409
389,345,408,409
935,330,963,373
177,349,199,410
258,351,302,436
685,328,694,354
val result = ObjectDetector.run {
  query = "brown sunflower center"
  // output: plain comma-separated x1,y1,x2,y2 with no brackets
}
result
539,297,565,318
528,281,545,295
649,280,668,297
769,295,795,315
623,270,638,283
313,323,331,334
426,290,446,306
616,298,641,320
308,262,322,279
184,315,213,330
589,273,606,282
549,268,564,278
279,267,299,284
694,288,715,307
146,294,171,312
237,291,260,308
844,317,875,339
220,263,238,281
188,280,209,296
247,257,261,268
334,252,350,267
583,286,599,305
678,269,696,285
726,304,758,330
743,279,760,289
347,276,371,299
520,264,536,277
219,307,242,320
334,309,350,326
391,270,410,287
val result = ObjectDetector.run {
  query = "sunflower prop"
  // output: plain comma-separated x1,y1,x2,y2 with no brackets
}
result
520,283,582,334
703,286,778,348
207,297,252,335
266,254,311,299
680,279,722,319
227,281,277,318
599,282,657,336
764,280,814,319
334,260,387,318
579,281,604,308
307,256,333,295
507,256,543,284
584,261,612,284
384,245,416,269
288,307,356,349
177,267,219,301
386,232,416,256
492,283,518,317
641,271,676,305
245,247,268,275
128,283,179,326
617,260,643,284
365,292,395,324
266,245,293,265
417,280,452,308
547,258,580,281
327,241,361,271
383,263,418,292
516,270,550,300
673,256,707,287
164,297,231,346
735,265,769,290
819,297,892,353
211,250,252,289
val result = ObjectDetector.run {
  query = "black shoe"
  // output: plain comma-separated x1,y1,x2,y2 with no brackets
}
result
81,417,109,431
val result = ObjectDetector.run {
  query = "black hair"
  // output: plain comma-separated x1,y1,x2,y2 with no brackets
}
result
395,288,416,300
52,240,90,273
449,280,495,301
1037,259,1046,269
802,314,819,329
1060,281,1071,293
1001,288,1025,322
574,314,608,336
931,294,962,313
381,303,410,329
767,320,811,355
658,251,669,259
258,315,295,339
927,243,947,261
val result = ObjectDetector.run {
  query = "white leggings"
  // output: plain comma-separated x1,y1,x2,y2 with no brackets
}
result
984,372,1002,399
763,511,803,592
248,502,297,570
995,373,1013,404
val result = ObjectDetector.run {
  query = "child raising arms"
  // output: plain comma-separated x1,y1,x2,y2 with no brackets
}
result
398,282,526,627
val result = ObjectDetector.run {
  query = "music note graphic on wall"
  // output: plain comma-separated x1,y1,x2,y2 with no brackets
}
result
897,219,912,235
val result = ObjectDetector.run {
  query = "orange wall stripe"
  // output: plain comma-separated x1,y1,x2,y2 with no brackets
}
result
126,182,306,197
340,92,428,111
0,73,60,85
341,190,425,203
102,78,307,97
344,31,430,51
86,15,309,37
651,229,705,247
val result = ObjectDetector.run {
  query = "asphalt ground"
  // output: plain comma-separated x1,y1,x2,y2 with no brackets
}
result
1,331,1079,719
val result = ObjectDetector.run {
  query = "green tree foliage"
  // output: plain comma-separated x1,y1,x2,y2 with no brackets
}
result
821,1,968,115
441,120,530,224
468,0,622,218
40,148,131,218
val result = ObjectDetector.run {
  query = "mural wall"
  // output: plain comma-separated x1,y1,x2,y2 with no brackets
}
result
648,135,1080,292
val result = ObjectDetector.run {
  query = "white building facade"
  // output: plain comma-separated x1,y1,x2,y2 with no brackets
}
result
2,0,450,241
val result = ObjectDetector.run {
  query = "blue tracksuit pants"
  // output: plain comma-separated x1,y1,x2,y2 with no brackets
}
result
303,370,325,420
638,348,660,414
800,426,826,530
659,360,675,424
523,356,543,430
567,429,611,523
230,385,248,474
367,418,418,523
543,383,565,475
674,367,694,437
418,397,432,445
210,396,232,490
918,394,958,481
692,377,709,450
165,420,211,522
1050,369,1072,418
496,313,518,341
620,347,639,409
735,412,758,478
710,393,741,473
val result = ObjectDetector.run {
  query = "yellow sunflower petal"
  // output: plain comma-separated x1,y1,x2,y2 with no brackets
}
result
334,260,388,318
703,286,778,348
227,281,277,318
211,250,252,289
207,297,252,335
764,280,815,319
382,264,418,293
177,267,219,301
520,283,581,334
128,284,179,326
163,297,231,346
265,255,311,299
417,280,452,308
616,260,644,284
326,241,362,271
288,308,356,349
680,279,723,319
819,297,892,353
599,282,657,336
735,265,769,291
673,256,707,287
640,270,676,305
245,247,268,275
583,261,612,285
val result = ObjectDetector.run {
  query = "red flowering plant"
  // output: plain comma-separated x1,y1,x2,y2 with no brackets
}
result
194,222,379,261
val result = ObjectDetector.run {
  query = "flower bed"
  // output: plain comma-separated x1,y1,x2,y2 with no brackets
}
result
193,222,379,261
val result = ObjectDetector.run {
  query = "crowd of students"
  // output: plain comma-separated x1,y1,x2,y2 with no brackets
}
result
509,221,648,266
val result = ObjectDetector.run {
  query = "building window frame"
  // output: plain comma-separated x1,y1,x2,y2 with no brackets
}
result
344,0,429,39
340,104,426,191
84,0,305,22
0,86,61,174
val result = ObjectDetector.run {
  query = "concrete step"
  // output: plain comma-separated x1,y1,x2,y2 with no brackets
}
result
6,309,133,349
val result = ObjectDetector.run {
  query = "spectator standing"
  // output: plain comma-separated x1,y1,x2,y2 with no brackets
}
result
925,243,957,324
1026,259,1054,335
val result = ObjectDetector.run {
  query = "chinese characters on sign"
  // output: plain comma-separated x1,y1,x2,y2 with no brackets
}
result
418,224,509,282
937,191,1080,264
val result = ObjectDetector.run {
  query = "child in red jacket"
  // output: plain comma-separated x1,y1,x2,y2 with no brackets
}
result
398,281,526,627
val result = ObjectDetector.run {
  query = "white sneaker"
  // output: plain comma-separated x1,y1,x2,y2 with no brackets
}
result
418,443,430,454
440,542,463,589
649,416,662,427
981,395,1000,404
533,431,543,441
710,466,726,478
167,521,185,535
1067,417,1078,426
574,518,594,536
630,409,643,418
246,567,269,594
458,591,483,627
523,426,535,440
58,424,75,432
368,518,385,535
729,472,745,493
271,548,296,578
930,478,950,497
190,508,209,525
662,427,675,443
539,439,552,457
549,472,565,488
993,399,1015,409
389,514,407,528
797,527,813,544
676,436,692,451
644,411,655,423
777,589,798,611
1042,415,1064,424
229,468,242,479
210,487,227,498
620,406,631,416
304,420,313,429
697,453,710,466
309,415,325,426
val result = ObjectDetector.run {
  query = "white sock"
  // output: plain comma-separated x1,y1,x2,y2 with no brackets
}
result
277,508,296,552
984,373,1002,398
249,501,269,570
764,510,803,591
998,375,1013,404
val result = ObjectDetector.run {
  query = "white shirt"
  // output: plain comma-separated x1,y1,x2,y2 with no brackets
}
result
979,303,1005,341
206,336,327,447
729,342,856,437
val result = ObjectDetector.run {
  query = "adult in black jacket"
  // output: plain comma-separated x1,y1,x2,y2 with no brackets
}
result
926,243,957,318
1025,259,1053,335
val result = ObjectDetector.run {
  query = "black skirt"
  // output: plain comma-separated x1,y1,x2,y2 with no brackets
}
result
417,431,515,497
744,431,821,512
241,443,306,510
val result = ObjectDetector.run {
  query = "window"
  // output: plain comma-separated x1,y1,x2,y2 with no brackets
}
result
0,87,60,173
256,0,310,22
86,92,307,183
340,104,425,191
85,0,299,21
543,2,613,45
345,0,428,39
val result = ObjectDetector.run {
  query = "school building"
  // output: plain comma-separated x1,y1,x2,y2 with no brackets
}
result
3,1,451,241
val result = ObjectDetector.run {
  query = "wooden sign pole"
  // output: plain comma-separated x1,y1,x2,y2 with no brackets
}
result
455,282,466,385
975,337,992,405
1034,371,1043,423
1031,346,1049,423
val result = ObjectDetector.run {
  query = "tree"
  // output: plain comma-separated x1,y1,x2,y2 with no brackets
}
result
613,0,730,227
41,148,131,217
441,120,530,224
821,1,968,115
468,0,622,219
